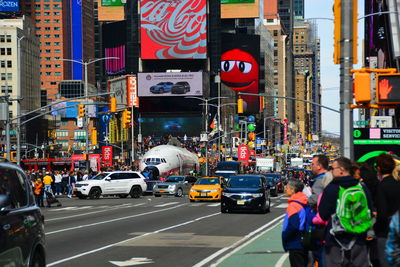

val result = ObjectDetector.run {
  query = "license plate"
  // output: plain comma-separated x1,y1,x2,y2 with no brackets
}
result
237,200,245,205
200,193,207,197
160,190,164,193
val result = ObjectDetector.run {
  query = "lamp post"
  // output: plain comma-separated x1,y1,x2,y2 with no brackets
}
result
55,57,118,170
16,35,25,165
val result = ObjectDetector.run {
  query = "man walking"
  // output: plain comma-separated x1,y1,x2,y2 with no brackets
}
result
308,154,332,207
319,157,373,267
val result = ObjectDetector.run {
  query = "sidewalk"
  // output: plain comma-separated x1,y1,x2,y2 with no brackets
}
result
216,221,290,267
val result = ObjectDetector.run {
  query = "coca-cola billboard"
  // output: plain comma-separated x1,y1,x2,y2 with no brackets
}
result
140,0,207,59
102,146,113,166
238,145,249,162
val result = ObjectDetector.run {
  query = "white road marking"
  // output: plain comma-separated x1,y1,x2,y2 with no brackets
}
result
154,202,179,207
46,204,185,235
110,257,154,266
275,253,289,267
207,203,221,207
47,212,220,266
193,214,285,267
133,203,145,207
49,206,93,211
275,203,288,209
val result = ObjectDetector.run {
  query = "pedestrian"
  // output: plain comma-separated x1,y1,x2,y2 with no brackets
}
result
42,171,53,198
282,179,309,267
385,208,400,266
33,178,44,207
61,171,69,194
318,157,373,267
67,171,76,198
54,171,63,196
374,153,400,267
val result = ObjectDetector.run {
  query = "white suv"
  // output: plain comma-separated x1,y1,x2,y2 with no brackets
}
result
74,171,147,199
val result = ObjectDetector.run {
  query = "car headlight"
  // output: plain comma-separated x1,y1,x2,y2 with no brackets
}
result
209,189,219,192
168,185,176,189
251,193,263,198
190,189,197,192
222,192,233,197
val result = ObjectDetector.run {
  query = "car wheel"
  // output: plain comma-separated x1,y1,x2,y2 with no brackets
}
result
31,249,45,267
221,206,229,213
266,198,271,213
154,194,161,197
119,194,128,198
89,188,101,199
175,188,183,197
190,199,195,202
130,186,142,198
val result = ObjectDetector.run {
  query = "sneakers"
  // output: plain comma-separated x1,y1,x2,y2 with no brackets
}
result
67,195,72,198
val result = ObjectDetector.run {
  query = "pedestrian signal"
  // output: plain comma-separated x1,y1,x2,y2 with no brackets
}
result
376,74,400,104
78,104,85,118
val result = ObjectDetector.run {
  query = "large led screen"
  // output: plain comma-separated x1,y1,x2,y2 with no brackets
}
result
103,21,126,75
141,116,202,137
140,0,207,59
137,72,203,97
221,33,260,114
0,0,20,12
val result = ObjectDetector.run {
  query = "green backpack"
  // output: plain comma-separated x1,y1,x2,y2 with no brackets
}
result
333,183,372,234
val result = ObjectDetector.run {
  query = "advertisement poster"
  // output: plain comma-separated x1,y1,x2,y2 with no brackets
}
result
102,0,124,6
103,21,126,75
140,0,207,59
102,146,113,166
127,75,139,107
137,72,203,97
221,33,260,114
0,0,20,12
238,145,249,162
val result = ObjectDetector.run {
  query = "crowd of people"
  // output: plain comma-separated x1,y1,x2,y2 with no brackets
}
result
282,154,400,267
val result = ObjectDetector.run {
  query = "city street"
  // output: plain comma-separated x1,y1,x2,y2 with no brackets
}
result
42,195,287,267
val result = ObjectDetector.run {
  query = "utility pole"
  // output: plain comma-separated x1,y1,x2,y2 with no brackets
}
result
340,0,354,159
16,36,25,165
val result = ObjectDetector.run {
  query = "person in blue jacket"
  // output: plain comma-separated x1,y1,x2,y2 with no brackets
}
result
282,179,308,267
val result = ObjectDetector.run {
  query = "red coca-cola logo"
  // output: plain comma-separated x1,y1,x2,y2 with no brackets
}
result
141,0,207,59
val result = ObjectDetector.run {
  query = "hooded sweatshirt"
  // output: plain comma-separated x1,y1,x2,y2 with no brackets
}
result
319,176,373,247
282,192,308,251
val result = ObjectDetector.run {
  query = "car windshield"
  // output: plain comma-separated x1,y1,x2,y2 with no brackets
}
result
195,178,220,185
165,176,184,183
227,177,262,188
90,173,108,180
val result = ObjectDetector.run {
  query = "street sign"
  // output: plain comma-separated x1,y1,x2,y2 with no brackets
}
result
1,130,16,135
355,120,369,126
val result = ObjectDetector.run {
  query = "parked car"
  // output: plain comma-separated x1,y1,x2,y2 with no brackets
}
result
153,175,197,197
265,173,284,193
0,161,46,267
221,175,271,213
189,177,225,202
171,81,190,94
266,176,278,197
150,82,174,94
74,171,147,199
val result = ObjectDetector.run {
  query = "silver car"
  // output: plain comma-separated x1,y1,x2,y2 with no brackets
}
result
153,176,197,197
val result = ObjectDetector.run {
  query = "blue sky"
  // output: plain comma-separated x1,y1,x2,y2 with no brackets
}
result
305,0,364,135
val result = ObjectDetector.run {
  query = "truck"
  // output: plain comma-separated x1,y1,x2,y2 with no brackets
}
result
255,158,275,172
215,161,242,180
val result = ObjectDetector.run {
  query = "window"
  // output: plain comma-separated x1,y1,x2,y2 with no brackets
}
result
54,27,60,30
45,42,51,46
1,48,12,55
45,57,51,60
35,12,41,15
54,12,60,15
44,19,51,23
56,130,68,137
74,130,86,139
45,49,51,53
44,12,50,15
58,140,69,148
0,168,28,208
0,73,12,80
45,64,51,68
54,42,60,46
54,34,60,38
44,4,50,9
55,64,61,68
1,85,12,93
50,81,57,85
54,19,60,23
45,27,51,31
35,19,41,23
45,72,51,76
55,72,61,76
54,49,60,53
36,27,42,31
44,34,51,38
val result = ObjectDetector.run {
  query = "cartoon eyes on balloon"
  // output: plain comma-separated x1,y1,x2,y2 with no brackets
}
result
221,61,253,74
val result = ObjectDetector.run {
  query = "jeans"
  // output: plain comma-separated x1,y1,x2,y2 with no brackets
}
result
55,183,62,195
35,194,44,207
44,184,52,198
67,184,73,196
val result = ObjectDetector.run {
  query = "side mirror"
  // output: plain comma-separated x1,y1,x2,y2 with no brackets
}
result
0,194,11,215
184,181,189,184
105,177,111,181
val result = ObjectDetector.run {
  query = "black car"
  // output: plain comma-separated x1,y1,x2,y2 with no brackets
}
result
171,81,190,94
266,177,278,197
266,173,284,193
0,161,46,266
221,175,271,213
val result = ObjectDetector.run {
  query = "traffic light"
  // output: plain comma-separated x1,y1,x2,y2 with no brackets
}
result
91,128,98,146
353,72,371,104
110,97,116,112
237,98,243,114
78,104,85,118
376,74,400,104
122,109,132,128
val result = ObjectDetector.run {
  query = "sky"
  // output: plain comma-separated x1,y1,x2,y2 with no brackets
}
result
305,0,364,135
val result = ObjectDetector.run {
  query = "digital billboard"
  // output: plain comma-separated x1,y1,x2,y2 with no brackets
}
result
141,116,202,137
0,0,20,12
221,0,259,18
51,101,97,118
98,4,124,21
140,0,207,59
71,0,83,80
221,33,260,114
102,0,124,6
137,72,203,97
103,21,126,75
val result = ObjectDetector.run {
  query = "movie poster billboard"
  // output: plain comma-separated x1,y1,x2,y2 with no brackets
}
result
140,0,207,59
103,21,126,75
0,0,20,12
137,72,203,97
221,33,260,114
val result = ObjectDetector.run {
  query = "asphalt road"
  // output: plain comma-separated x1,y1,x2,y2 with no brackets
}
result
41,194,287,267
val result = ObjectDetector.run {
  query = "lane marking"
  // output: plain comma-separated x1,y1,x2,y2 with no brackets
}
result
46,203,146,222
110,257,154,266
47,212,220,266
207,203,221,207
193,214,285,267
274,203,288,209
275,253,289,267
46,204,185,235
154,202,179,207
133,203,145,207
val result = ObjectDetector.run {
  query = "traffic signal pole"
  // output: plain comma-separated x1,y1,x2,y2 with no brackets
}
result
340,0,355,159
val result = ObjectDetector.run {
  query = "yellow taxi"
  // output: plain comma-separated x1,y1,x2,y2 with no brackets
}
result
189,177,224,202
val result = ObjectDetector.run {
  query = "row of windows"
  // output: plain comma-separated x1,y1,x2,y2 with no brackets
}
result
34,11,61,16
0,73,12,80
42,49,61,53
43,42,61,46
41,64,61,68
0,48,12,56
57,130,87,139
25,3,61,9
0,61,12,68
36,34,60,38
43,57,61,61
1,85,12,93
36,19,60,23
0,35,12,43
36,27,61,31
43,72,61,76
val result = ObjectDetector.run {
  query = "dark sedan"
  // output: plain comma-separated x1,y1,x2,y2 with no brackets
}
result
266,177,278,197
221,175,271,213
266,173,284,193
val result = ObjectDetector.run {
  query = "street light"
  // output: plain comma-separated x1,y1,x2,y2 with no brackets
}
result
54,57,119,170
